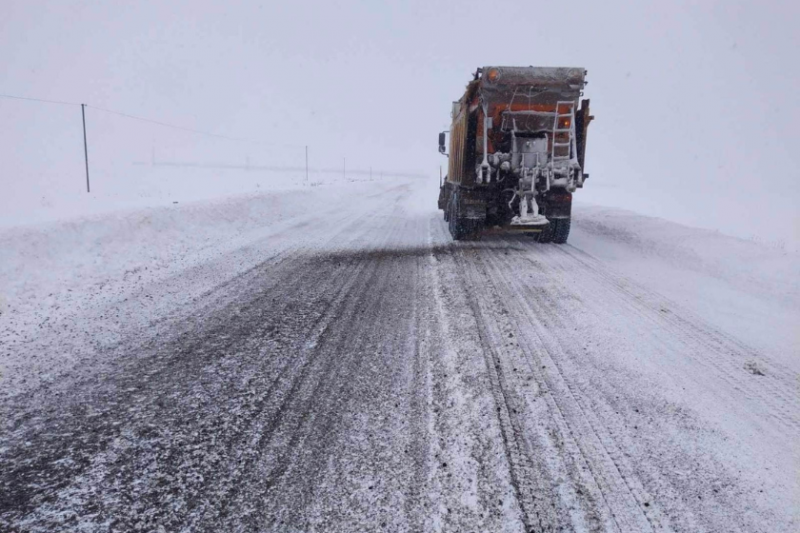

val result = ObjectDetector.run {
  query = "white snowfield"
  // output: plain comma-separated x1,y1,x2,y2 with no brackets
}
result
0,177,798,532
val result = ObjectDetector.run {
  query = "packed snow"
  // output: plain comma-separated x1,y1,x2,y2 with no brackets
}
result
1,176,798,531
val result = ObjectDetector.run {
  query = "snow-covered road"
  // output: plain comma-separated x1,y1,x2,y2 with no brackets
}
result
1,179,798,532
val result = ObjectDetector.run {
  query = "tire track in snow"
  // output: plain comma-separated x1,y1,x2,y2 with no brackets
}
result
0,186,420,532
208,214,418,531
484,234,791,532
1,222,379,531
424,219,530,532
535,243,800,436
449,244,568,533
475,243,673,533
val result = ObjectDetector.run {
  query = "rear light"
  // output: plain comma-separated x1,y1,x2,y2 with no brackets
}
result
549,193,572,203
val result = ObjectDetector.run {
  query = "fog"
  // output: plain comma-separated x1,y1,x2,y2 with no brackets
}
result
2,0,798,246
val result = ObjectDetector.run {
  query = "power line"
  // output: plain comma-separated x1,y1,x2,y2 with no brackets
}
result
87,104,295,146
0,93,79,107
0,92,301,148
1,91,427,180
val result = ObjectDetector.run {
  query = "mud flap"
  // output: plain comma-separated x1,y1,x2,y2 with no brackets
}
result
438,182,451,211
450,189,486,240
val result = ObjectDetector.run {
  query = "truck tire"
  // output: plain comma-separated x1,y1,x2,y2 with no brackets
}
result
538,221,555,243
448,193,469,241
447,197,459,239
448,191,483,241
451,213,466,241
552,217,571,244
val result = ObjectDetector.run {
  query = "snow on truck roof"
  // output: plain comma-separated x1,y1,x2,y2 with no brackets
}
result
477,66,586,103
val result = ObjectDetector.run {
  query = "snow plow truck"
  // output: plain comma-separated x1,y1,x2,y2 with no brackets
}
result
438,66,593,243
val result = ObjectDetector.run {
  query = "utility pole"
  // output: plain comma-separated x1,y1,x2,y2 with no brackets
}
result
305,145,308,184
81,104,90,193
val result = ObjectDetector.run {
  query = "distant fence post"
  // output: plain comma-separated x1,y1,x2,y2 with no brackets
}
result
81,104,90,193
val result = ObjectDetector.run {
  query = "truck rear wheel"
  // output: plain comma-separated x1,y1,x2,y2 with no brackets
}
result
448,193,475,241
448,190,484,241
538,222,555,243
451,215,467,241
447,197,461,239
552,217,571,244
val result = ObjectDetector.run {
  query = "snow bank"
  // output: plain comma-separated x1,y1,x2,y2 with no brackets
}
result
578,179,800,253
1,164,362,229
571,204,800,372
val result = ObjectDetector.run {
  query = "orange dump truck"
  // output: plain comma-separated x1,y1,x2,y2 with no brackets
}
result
438,66,594,242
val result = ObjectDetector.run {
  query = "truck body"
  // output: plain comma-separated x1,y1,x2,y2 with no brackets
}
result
438,66,593,242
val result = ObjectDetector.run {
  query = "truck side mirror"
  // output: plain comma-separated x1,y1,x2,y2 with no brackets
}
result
438,131,446,154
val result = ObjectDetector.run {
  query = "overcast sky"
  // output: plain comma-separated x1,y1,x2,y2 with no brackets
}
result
2,0,798,243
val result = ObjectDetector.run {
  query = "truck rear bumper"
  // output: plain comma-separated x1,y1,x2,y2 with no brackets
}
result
483,222,550,234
